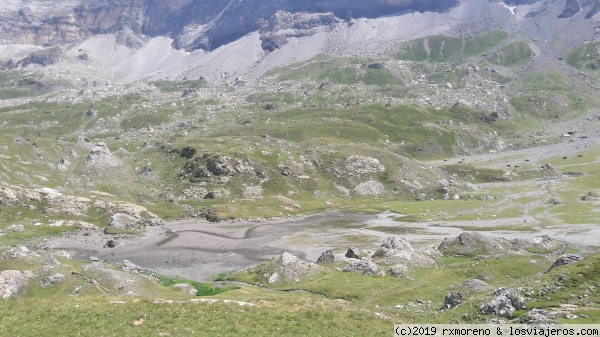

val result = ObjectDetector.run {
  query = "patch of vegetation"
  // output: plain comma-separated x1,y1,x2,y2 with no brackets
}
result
157,275,238,296
487,41,533,67
565,41,600,71
152,79,207,93
396,31,508,62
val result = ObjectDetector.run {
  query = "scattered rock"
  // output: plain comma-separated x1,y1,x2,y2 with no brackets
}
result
343,259,380,276
316,250,335,264
105,240,117,248
345,247,361,259
541,163,554,171
546,254,583,273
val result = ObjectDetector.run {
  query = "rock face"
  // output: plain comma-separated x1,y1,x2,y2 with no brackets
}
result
546,254,583,273
0,270,30,299
480,288,525,318
0,0,462,50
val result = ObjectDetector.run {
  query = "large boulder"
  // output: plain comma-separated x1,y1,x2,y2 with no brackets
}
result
546,254,583,273
438,232,512,257
85,142,122,170
443,292,464,309
0,270,31,299
343,259,380,276
316,250,335,264
265,252,323,284
373,236,435,267
345,247,361,259
480,288,525,318
463,278,493,292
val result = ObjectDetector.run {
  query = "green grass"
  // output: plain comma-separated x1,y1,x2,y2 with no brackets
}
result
396,31,508,62
157,275,239,296
566,41,600,71
487,41,533,67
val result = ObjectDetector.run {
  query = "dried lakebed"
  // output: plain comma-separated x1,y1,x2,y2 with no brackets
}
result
46,209,600,281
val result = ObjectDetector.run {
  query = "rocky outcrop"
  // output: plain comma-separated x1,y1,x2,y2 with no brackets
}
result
343,259,380,275
546,254,583,273
463,278,493,292
443,292,463,309
85,143,122,171
480,288,525,318
373,236,435,267
438,232,512,257
345,247,361,259
317,250,335,263
266,252,324,284
354,180,385,197
0,0,461,50
0,270,32,299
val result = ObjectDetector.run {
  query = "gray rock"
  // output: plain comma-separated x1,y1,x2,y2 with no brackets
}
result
345,247,361,259
6,224,25,232
381,237,413,251
343,260,380,276
443,292,463,309
520,308,556,324
438,232,512,256
354,180,385,196
120,260,144,274
109,213,141,229
42,257,61,268
173,283,197,295
0,270,30,299
85,143,122,170
39,273,65,287
317,250,335,264
546,254,583,273
463,278,493,292
266,252,323,284
480,288,525,318
389,264,408,278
